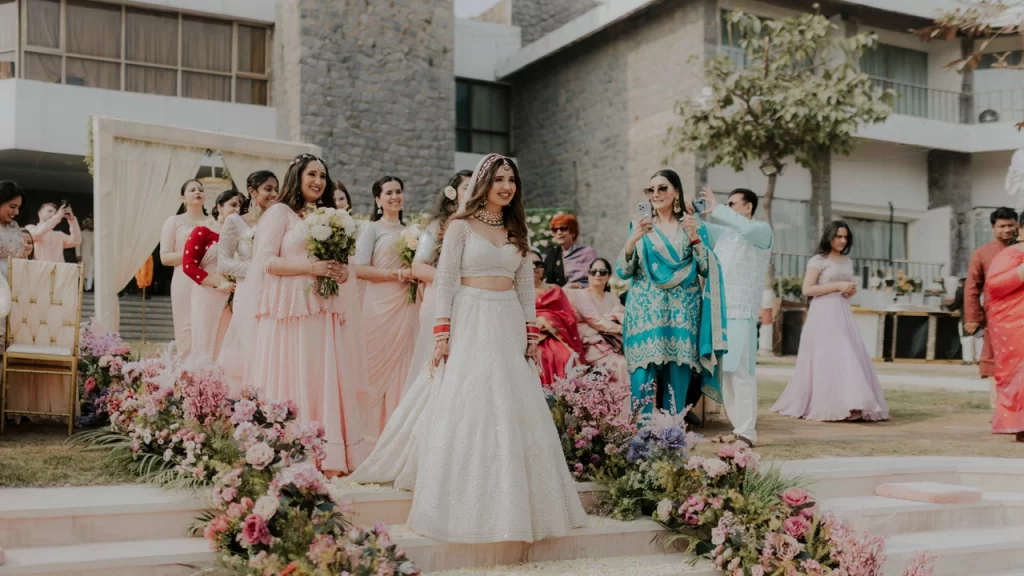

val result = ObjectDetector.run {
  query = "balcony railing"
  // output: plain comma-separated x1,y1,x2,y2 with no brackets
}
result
870,77,1024,125
772,253,945,294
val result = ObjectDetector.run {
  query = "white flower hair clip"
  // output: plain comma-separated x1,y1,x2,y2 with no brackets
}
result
443,186,457,201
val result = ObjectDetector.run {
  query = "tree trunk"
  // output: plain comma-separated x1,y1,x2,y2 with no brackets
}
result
761,172,778,355
809,147,832,244
762,172,777,290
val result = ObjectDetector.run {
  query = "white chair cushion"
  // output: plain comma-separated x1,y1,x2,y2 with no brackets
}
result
5,344,73,357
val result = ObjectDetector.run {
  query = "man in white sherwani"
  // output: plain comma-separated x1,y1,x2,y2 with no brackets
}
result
699,187,773,447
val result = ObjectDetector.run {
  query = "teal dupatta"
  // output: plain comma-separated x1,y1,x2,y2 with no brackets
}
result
633,223,728,403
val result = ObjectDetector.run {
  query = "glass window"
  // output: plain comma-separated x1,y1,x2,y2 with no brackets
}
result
182,17,232,72
843,217,908,261
455,79,510,155
0,0,16,52
183,71,231,102
861,44,929,118
26,0,60,48
0,52,14,80
235,78,268,105
126,65,176,96
66,57,120,89
66,0,121,59
237,25,267,75
24,52,61,82
126,8,179,66
979,51,1023,69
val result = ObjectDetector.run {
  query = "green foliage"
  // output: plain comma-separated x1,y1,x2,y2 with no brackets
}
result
776,276,804,300
670,10,895,174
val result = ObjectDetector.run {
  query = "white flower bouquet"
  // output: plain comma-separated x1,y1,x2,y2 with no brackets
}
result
304,207,359,298
396,224,421,303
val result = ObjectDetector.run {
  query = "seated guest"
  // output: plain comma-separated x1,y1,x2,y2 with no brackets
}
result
566,257,629,399
531,250,584,389
542,214,597,288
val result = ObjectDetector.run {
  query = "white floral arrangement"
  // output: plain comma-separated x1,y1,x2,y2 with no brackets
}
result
303,207,359,298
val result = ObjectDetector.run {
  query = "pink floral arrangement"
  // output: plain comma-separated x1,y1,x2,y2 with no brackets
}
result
77,321,133,426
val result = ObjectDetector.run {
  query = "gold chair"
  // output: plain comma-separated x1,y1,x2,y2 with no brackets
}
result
0,258,84,436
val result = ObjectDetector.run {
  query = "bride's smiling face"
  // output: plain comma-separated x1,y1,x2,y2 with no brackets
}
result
486,165,516,209
301,162,327,204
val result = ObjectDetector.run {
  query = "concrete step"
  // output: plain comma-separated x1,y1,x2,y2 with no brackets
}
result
0,538,211,576
390,517,673,573
822,493,1024,536
0,485,205,549
423,554,716,575
883,527,1024,576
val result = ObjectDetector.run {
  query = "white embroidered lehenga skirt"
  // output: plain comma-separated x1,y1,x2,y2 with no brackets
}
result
353,285,588,543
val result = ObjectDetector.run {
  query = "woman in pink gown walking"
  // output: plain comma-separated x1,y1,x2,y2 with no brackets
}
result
772,221,889,422
354,176,420,440
182,190,244,361
160,180,207,357
245,154,371,473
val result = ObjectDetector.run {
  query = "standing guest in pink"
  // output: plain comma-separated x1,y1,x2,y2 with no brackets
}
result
182,190,244,361
567,258,629,393
26,202,81,262
246,154,370,473
354,176,420,439
772,222,889,422
160,180,207,357
985,218,1024,441
217,171,279,391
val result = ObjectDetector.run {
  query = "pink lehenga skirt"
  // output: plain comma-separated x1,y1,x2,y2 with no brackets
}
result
771,293,889,421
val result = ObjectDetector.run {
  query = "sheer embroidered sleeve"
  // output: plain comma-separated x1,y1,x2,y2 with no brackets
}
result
159,216,181,267
354,221,377,266
255,205,289,275
414,222,439,264
182,226,215,285
433,219,469,321
515,252,537,322
217,215,249,279
692,225,710,276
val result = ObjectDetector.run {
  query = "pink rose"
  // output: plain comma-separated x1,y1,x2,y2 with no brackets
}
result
574,439,587,449
684,513,700,526
717,443,738,458
781,487,810,508
800,505,817,520
751,567,765,576
83,377,97,396
783,516,810,539
241,513,271,546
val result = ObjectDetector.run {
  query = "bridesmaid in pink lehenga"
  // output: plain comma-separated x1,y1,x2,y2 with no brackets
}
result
566,258,629,393
772,221,889,422
354,176,420,439
182,191,245,361
246,155,370,473
160,179,208,358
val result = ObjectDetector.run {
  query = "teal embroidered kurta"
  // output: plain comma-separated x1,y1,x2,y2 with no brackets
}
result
615,221,728,404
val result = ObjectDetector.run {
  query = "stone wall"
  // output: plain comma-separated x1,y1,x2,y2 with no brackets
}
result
927,149,973,276
512,0,600,46
274,0,455,214
476,0,512,25
507,0,713,259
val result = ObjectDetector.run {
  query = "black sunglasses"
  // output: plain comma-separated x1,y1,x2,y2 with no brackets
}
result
589,268,611,276
532,260,544,267
551,226,570,233
643,184,671,196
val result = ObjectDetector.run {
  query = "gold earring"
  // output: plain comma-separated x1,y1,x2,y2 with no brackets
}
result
673,195,681,213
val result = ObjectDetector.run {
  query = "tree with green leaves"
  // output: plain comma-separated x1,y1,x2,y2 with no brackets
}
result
669,9,895,239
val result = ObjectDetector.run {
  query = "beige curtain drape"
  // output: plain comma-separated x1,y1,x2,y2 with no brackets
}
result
221,151,291,199
94,138,205,330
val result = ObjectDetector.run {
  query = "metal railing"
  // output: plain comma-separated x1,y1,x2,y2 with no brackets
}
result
771,253,946,296
869,78,968,124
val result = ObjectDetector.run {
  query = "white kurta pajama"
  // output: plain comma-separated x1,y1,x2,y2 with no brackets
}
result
705,205,773,444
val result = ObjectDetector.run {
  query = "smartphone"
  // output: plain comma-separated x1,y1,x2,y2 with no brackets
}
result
692,199,707,213
637,202,652,221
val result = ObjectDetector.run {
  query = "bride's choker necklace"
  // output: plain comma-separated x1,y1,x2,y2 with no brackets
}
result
474,209,504,228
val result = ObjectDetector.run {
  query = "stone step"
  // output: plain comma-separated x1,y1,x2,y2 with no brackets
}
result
822,493,1024,536
0,485,206,549
782,457,1024,498
0,538,211,576
423,553,716,575
390,517,673,573
883,527,1024,576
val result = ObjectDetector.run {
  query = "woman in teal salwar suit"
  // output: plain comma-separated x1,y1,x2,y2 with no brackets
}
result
616,170,728,415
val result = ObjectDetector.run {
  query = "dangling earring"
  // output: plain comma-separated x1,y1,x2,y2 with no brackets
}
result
673,195,681,213
376,204,383,216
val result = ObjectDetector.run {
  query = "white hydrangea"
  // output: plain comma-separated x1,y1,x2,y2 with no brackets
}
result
309,223,332,242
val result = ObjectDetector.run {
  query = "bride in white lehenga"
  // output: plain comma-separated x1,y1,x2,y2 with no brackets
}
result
350,154,587,543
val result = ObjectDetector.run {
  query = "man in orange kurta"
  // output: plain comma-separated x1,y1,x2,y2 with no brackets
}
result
965,208,1019,395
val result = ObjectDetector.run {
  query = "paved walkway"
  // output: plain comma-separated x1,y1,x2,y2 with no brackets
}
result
755,359,989,392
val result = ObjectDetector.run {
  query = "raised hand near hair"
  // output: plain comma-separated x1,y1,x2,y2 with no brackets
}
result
700,187,718,212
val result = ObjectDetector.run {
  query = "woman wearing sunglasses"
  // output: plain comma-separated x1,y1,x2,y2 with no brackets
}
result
542,214,597,288
616,169,727,416
566,258,629,409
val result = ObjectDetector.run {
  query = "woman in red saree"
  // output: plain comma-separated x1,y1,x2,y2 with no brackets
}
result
984,226,1024,442
531,250,584,389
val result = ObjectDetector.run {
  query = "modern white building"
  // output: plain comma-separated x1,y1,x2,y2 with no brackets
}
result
0,0,1021,294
